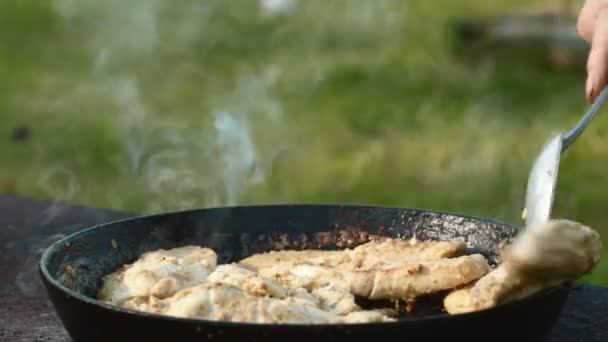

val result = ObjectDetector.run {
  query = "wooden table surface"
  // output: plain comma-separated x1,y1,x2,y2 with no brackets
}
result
1,193,606,341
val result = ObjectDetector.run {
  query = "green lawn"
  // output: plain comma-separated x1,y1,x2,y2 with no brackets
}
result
2,0,608,284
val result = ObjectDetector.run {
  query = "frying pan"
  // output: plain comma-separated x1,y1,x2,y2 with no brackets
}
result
39,205,570,342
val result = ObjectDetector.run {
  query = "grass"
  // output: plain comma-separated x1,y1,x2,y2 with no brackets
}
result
2,0,608,284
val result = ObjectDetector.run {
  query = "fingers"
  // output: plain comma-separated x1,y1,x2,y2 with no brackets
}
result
578,0,608,42
578,0,598,42
579,1,608,102
587,9,608,102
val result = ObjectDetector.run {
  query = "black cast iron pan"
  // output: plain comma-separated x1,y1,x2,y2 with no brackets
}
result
39,205,570,342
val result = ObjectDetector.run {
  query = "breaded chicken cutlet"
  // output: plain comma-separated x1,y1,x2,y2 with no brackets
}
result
444,220,602,314
98,238,489,323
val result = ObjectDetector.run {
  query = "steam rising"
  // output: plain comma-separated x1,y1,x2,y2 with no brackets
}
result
43,0,411,212
37,166,80,226
51,0,285,212
16,0,288,296
260,0,297,17
214,111,264,205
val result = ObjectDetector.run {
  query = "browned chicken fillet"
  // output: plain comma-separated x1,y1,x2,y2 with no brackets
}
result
353,238,467,268
98,246,217,304
444,219,602,314
239,250,349,270
239,238,466,271
358,254,491,300
311,284,360,315
260,254,491,300
121,275,393,323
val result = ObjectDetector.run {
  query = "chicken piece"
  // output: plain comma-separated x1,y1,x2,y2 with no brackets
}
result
208,264,292,298
163,283,330,323
98,246,217,304
504,219,601,278
261,263,347,290
157,283,394,324
207,264,319,307
311,284,360,315
116,269,393,324
261,254,490,301
240,250,354,270
122,295,168,314
356,254,491,300
239,238,466,271
444,219,602,314
100,245,399,324
335,310,396,324
352,238,466,268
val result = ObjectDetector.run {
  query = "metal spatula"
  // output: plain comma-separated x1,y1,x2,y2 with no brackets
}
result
523,86,608,228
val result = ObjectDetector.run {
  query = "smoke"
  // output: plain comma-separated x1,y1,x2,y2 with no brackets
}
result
38,166,79,203
54,0,163,53
214,111,265,205
44,0,411,212
37,166,80,225
259,0,297,17
50,0,286,212
15,233,67,296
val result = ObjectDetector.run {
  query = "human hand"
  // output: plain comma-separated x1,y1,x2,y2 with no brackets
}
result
578,0,608,102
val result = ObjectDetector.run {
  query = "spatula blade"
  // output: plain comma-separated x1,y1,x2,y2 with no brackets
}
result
524,133,562,228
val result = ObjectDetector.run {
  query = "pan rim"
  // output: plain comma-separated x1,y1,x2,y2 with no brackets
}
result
40,204,567,328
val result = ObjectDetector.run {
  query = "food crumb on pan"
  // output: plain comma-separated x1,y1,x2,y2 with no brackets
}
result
393,299,400,311
406,300,415,313
64,265,76,279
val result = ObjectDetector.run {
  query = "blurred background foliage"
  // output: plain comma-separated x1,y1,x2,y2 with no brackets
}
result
1,0,607,284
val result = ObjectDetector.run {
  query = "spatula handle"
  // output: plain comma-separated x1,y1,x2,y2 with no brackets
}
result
562,85,608,151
